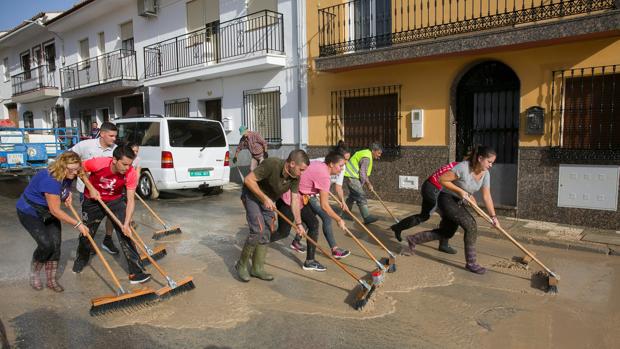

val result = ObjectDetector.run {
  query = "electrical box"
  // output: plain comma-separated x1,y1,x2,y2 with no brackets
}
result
221,116,233,132
558,164,620,211
525,106,544,135
411,109,424,138
138,0,158,17
399,175,419,190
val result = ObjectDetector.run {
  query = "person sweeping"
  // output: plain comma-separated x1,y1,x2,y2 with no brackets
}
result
72,144,151,284
404,145,499,274
235,150,310,282
16,151,90,292
343,142,383,224
390,161,460,254
233,125,268,171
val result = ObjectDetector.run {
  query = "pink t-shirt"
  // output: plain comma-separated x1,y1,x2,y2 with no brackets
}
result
281,161,331,206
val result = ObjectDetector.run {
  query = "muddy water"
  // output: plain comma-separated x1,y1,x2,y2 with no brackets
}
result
1,181,619,348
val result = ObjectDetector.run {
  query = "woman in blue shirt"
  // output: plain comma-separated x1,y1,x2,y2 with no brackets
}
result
16,151,90,292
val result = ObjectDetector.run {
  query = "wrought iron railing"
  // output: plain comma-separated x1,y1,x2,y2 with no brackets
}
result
330,85,401,156
318,0,617,56
144,10,284,78
60,49,137,92
550,64,620,155
11,65,57,96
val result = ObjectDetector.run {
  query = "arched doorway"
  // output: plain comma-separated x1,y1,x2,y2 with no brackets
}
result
456,61,520,207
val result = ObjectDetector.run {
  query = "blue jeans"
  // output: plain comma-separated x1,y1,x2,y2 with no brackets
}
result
308,196,337,249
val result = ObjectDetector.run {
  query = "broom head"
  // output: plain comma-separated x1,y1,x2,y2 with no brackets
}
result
152,226,182,240
140,246,167,264
380,256,397,273
156,276,196,298
354,280,377,311
90,287,158,316
532,270,559,294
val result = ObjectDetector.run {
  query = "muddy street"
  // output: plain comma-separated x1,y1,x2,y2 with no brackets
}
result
0,179,619,349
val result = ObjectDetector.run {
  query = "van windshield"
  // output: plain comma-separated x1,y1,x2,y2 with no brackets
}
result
167,120,226,148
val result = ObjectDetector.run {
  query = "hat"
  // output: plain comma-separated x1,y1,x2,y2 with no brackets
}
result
239,125,248,134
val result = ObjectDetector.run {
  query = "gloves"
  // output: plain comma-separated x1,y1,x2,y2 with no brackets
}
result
232,157,237,164
263,152,269,159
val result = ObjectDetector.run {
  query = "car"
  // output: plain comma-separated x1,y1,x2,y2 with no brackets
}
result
114,115,230,199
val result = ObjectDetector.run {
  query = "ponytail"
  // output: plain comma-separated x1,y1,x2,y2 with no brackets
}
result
467,144,496,169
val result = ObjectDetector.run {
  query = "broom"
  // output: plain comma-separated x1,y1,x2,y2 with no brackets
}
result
275,208,378,310
67,204,158,315
135,193,182,240
369,187,400,224
466,198,559,293
131,224,168,265
330,192,397,273
81,175,196,298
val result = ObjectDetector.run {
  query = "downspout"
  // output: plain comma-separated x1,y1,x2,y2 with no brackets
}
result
292,0,305,150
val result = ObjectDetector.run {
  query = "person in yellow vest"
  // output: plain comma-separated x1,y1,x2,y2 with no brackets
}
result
343,142,383,224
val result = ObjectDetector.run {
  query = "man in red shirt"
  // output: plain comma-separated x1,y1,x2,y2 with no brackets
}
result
72,144,150,284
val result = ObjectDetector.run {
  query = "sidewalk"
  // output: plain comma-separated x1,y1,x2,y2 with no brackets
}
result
363,198,620,256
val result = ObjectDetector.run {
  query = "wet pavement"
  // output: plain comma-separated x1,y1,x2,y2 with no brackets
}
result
0,177,619,348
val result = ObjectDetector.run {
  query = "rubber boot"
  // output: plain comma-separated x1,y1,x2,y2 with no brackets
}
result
438,238,458,254
235,243,255,282
360,205,378,224
45,261,64,292
250,244,274,281
405,230,440,256
465,245,486,274
30,259,43,291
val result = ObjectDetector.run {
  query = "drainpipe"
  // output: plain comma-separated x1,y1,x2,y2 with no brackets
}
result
292,0,305,150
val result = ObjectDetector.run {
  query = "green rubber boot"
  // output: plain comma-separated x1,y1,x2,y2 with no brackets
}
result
250,244,274,281
360,205,379,224
438,238,458,254
235,243,255,282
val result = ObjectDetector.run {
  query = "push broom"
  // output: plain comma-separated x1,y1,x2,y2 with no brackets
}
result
131,224,167,265
275,208,378,310
369,187,401,224
330,192,397,273
81,175,196,298
134,193,182,240
466,198,559,293
68,204,157,315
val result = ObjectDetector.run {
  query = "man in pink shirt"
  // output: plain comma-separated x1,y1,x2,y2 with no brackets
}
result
72,144,150,284
272,151,346,271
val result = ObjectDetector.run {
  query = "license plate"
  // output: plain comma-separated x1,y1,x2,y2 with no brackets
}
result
7,153,24,165
189,169,210,177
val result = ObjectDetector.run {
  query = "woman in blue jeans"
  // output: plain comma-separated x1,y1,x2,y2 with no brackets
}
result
16,151,90,292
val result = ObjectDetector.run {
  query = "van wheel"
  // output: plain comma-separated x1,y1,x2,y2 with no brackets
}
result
138,171,159,199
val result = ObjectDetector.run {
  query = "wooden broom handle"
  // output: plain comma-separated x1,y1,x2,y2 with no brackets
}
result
67,203,124,290
329,192,393,255
466,198,555,275
369,187,399,223
134,193,168,227
275,208,363,283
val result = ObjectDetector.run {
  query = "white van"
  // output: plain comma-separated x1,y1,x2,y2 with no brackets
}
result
114,115,230,199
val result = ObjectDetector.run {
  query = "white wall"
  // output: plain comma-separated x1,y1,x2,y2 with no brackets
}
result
16,99,60,128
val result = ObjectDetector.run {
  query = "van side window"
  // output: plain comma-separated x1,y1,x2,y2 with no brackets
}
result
136,122,160,146
117,122,137,143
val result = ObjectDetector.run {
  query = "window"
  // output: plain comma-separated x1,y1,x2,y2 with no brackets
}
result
168,119,225,147
118,122,160,146
20,51,31,79
53,105,66,128
330,85,401,155
79,109,93,137
98,32,106,54
23,111,34,128
186,0,219,31
120,21,134,52
552,65,620,150
243,87,281,143
44,42,56,71
165,98,190,117
120,94,144,117
32,45,43,66
79,38,90,61
2,57,8,81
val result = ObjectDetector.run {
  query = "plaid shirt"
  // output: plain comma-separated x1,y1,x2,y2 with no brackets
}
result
236,131,267,158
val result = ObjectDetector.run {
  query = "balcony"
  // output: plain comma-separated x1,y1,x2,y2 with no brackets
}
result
316,0,620,71
11,65,60,103
143,10,285,87
60,49,139,98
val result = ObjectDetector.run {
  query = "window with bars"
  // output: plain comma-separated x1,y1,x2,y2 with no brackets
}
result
552,65,620,151
330,85,401,155
243,87,281,143
164,98,190,117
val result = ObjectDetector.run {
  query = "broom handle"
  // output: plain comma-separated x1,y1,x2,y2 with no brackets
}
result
80,175,171,279
329,192,394,256
67,204,124,291
128,220,152,253
275,208,363,284
342,225,383,266
369,187,399,223
134,193,168,227
466,199,555,275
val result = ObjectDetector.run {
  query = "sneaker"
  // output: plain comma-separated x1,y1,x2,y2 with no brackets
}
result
303,260,326,272
129,272,152,284
72,258,87,274
290,240,306,253
101,236,119,255
331,247,350,259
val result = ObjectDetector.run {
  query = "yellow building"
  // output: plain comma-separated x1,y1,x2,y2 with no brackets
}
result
305,0,620,229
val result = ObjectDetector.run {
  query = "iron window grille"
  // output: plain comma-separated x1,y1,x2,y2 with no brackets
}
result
164,98,190,117
330,85,401,156
550,64,620,160
243,87,282,144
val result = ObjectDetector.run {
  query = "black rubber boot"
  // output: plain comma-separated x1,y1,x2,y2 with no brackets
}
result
390,223,403,242
235,242,255,282
360,205,378,224
438,238,458,254
250,244,274,281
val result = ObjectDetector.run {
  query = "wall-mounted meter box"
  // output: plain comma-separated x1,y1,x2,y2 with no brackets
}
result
411,109,424,138
221,116,233,132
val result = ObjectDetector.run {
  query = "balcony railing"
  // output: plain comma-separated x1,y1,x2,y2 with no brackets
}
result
144,10,284,78
60,49,137,92
318,0,617,57
11,65,57,96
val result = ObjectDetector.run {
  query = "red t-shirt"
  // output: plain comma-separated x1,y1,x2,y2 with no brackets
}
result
428,162,459,190
83,157,138,202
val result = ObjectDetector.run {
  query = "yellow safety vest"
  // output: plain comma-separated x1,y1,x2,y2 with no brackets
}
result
344,149,373,179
